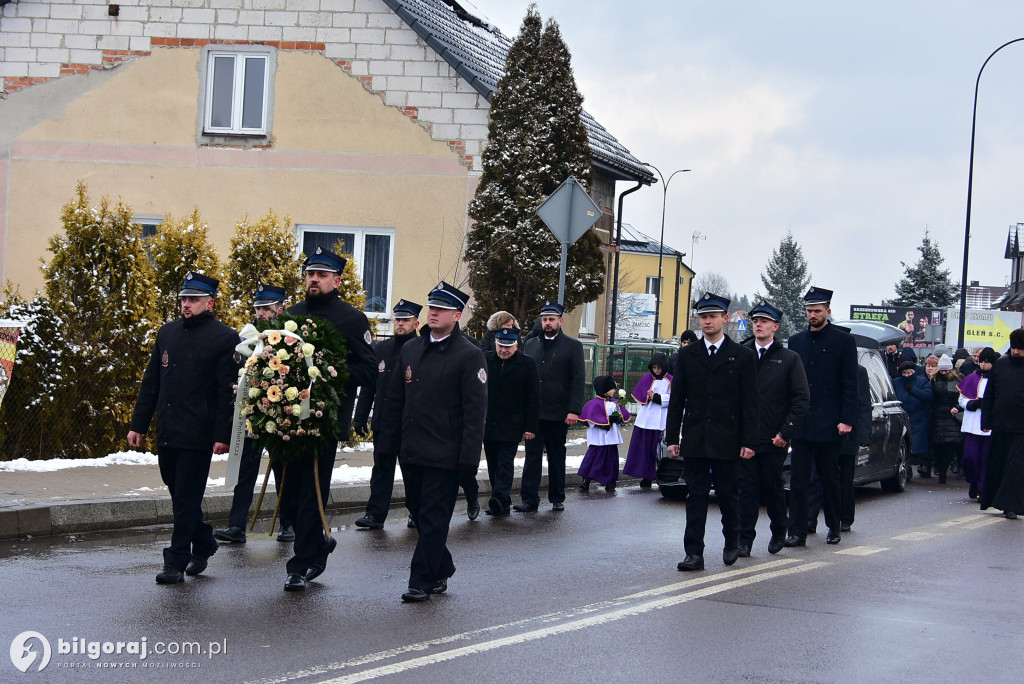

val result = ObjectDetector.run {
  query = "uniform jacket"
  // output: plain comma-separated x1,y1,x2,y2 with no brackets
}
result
523,330,585,420
130,311,240,450
894,372,933,454
377,325,487,470
981,354,1024,433
484,348,540,443
741,337,810,450
929,374,964,445
664,335,759,460
841,365,873,456
353,332,417,434
788,323,859,442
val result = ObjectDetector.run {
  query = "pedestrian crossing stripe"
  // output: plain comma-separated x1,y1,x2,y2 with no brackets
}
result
833,546,887,556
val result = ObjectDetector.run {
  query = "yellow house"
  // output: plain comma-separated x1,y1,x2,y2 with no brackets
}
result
614,223,694,341
0,0,653,337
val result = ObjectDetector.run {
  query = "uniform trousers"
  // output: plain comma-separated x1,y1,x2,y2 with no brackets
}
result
282,439,337,576
158,447,218,570
364,441,409,522
403,463,459,593
682,457,740,556
807,454,855,529
790,440,841,537
484,440,518,512
521,419,569,506
228,439,289,530
736,447,788,546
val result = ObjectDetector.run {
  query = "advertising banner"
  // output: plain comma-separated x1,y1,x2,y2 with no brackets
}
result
849,306,944,348
944,308,1023,354
614,292,657,340
0,320,22,409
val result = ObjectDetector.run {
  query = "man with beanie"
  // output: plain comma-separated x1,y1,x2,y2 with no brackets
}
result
128,272,240,584
980,329,1024,519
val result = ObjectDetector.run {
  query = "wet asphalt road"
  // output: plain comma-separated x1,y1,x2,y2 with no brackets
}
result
2,477,1022,683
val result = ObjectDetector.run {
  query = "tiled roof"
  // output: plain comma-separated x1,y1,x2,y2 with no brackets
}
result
619,223,685,257
383,0,655,184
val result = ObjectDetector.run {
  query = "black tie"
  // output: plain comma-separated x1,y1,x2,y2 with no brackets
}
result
708,344,717,359
759,347,766,359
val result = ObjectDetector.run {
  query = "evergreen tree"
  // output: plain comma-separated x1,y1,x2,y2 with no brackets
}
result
884,229,960,308
756,231,812,340
148,207,221,323
464,5,604,332
42,182,160,457
223,210,304,330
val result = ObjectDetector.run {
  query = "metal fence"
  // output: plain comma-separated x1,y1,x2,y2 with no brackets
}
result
581,342,678,405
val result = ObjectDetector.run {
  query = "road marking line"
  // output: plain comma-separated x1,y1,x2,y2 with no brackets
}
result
891,531,941,541
935,515,987,528
262,561,828,684
833,546,887,556
964,516,1005,530
618,558,802,600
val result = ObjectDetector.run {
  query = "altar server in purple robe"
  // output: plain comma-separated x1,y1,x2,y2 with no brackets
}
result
622,353,672,488
578,376,631,492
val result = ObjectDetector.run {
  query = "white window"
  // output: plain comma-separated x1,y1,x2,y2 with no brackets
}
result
579,300,597,336
297,225,395,316
202,48,273,136
133,214,163,239
646,276,662,298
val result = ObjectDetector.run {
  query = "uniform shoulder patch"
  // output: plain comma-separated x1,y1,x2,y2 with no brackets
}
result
161,350,169,367
378,359,386,373
364,330,372,345
405,365,413,383
477,368,487,384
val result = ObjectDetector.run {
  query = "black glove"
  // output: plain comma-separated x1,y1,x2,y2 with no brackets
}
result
609,412,623,425
352,421,369,438
598,422,613,431
966,399,981,411
650,393,662,405
903,380,913,392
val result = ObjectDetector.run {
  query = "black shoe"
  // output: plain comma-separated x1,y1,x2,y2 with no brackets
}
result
355,514,384,529
840,522,852,532
806,521,817,534
277,525,295,542
486,496,505,516
552,502,564,511
937,473,947,484
723,548,740,566
1005,511,1018,520
917,465,932,478
639,478,652,489
284,573,306,591
783,535,806,547
969,483,979,500
185,540,217,576
467,501,480,521
737,544,751,558
826,529,841,544
402,587,429,602
432,578,448,594
512,503,538,512
304,537,338,582
767,536,785,554
605,483,617,492
214,526,247,544
579,478,592,491
677,554,705,571
407,515,417,529
156,565,184,584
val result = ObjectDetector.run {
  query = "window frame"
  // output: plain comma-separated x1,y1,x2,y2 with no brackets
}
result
295,224,396,318
198,45,276,140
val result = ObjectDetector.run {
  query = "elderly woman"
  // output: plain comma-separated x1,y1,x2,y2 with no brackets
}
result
894,360,934,477
928,354,962,484
480,310,520,352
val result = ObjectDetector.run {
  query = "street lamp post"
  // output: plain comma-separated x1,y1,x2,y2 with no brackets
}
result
958,37,1024,348
648,165,690,339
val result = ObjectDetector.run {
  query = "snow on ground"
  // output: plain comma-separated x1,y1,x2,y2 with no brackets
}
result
0,451,228,472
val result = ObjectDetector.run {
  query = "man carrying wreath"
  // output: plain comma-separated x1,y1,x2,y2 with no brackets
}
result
128,272,240,584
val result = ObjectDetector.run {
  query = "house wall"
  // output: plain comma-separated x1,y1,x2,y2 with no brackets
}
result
617,250,693,340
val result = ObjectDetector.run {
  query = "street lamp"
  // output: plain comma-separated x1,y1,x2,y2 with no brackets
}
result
958,37,1024,348
648,165,691,339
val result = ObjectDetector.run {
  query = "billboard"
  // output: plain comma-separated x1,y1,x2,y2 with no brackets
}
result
944,308,1023,354
849,306,944,348
615,292,657,340
0,320,21,409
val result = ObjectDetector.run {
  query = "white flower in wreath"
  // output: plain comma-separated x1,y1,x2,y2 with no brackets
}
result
308,366,322,379
301,343,315,356
265,421,276,432
284,320,298,332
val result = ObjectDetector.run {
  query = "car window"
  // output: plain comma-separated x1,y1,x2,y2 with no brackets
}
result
860,351,892,402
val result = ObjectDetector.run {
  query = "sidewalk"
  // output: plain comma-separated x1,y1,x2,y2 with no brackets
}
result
0,434,629,540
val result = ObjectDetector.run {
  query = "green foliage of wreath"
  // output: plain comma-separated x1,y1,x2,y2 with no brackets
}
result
240,313,349,463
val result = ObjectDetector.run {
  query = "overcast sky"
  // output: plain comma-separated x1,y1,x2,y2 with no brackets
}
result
464,0,1024,317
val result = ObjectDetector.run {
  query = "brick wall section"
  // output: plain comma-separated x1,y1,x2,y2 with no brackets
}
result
0,0,489,170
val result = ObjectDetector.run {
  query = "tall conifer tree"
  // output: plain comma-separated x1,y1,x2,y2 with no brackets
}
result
756,231,811,340
149,208,221,323
885,229,960,308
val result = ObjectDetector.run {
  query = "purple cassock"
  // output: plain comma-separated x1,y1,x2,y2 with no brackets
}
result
578,397,631,486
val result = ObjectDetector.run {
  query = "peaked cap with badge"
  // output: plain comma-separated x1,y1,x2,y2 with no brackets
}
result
393,299,423,319
303,246,347,273
803,286,833,305
178,271,219,297
427,281,470,311
538,300,565,317
253,283,287,307
749,301,783,323
695,292,730,314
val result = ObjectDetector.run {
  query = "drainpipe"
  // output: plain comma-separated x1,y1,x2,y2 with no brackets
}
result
609,179,645,345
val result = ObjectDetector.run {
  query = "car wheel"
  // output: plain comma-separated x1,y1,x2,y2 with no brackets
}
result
880,440,909,493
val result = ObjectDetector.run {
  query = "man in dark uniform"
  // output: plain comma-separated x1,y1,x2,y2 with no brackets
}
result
484,327,540,516
665,293,759,571
737,301,809,557
979,327,1024,519
352,299,422,530
377,281,486,602
785,286,858,548
515,300,585,512
280,247,377,591
215,283,293,544
128,272,239,584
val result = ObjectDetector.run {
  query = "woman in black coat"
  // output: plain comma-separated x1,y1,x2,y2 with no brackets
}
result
894,360,933,475
928,355,962,484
